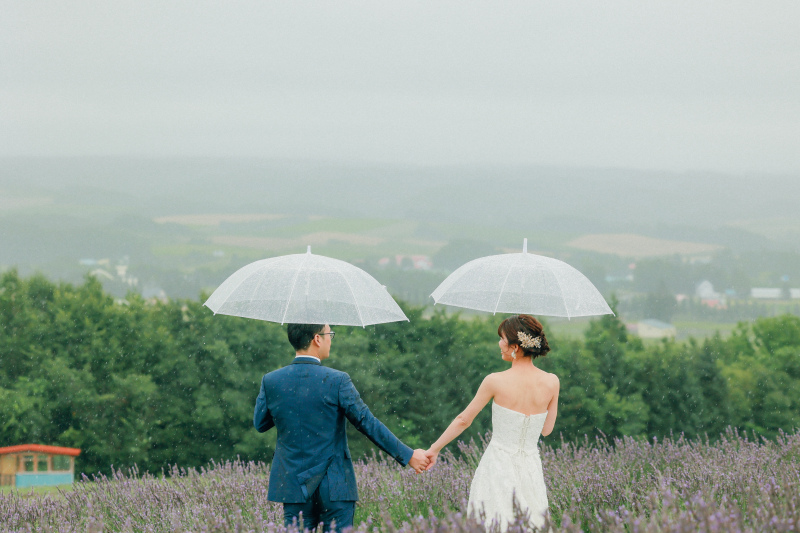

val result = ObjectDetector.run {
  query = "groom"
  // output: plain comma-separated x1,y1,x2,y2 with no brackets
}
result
254,323,430,532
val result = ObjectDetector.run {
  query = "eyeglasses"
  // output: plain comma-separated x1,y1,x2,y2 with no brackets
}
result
318,332,335,340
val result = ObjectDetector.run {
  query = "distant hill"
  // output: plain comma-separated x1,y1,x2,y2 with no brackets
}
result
2,157,798,245
1,157,798,300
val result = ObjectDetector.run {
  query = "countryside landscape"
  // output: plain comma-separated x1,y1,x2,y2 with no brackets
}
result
1,158,800,531
3,1,800,530
3,157,800,334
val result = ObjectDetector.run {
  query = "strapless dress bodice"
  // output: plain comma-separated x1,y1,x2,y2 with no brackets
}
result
488,402,547,456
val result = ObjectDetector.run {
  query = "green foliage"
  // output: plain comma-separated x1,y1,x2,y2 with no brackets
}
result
1,271,799,476
752,314,800,355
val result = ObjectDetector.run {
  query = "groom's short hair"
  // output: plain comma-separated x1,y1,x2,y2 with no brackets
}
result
287,323,326,351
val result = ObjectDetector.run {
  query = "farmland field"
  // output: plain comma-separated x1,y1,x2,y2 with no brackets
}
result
671,321,738,340
727,216,800,243
2,429,798,532
566,233,723,258
211,232,386,251
544,319,738,342
153,214,286,226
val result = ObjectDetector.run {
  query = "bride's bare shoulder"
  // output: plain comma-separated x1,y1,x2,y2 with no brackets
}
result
483,371,508,386
542,371,560,389
485,371,506,381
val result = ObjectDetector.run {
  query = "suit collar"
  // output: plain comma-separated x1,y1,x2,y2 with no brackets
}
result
292,357,322,365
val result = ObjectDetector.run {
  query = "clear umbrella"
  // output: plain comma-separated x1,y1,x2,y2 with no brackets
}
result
430,239,613,318
205,247,408,327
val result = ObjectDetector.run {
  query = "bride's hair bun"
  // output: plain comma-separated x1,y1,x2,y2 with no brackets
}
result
497,314,550,359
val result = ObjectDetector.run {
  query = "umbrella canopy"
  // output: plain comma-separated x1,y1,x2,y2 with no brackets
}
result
430,239,613,318
204,247,408,327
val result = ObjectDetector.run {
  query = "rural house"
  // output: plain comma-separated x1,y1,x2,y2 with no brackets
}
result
0,444,81,488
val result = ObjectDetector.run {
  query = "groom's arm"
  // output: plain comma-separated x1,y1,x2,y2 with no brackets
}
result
338,373,413,466
253,375,275,433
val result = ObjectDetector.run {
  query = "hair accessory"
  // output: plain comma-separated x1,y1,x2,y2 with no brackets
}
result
517,331,542,350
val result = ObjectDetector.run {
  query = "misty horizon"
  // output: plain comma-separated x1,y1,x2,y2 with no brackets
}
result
3,2,799,174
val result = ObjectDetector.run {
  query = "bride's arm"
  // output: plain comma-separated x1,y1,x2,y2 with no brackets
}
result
541,375,560,437
425,375,496,467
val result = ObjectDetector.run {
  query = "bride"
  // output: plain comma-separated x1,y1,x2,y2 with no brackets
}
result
425,314,560,529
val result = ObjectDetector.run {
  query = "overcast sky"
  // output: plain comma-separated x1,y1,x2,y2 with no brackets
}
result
2,1,798,174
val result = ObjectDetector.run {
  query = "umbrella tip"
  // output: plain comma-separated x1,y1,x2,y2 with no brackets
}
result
307,245,311,254
523,238,528,253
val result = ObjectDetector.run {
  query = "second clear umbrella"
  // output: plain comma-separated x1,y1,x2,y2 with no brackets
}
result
430,239,613,318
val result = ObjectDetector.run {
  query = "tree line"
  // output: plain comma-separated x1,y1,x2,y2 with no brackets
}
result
1,270,798,475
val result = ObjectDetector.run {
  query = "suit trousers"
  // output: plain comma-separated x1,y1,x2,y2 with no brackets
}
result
283,473,355,533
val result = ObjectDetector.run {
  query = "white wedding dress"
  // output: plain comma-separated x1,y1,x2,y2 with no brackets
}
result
467,402,549,530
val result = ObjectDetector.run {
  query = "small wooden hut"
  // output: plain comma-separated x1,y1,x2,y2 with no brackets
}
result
0,444,81,488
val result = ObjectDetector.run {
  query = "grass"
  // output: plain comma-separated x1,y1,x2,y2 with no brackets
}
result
0,484,73,496
548,318,741,342
672,321,738,340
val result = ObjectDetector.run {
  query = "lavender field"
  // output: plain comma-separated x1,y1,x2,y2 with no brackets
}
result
2,428,799,532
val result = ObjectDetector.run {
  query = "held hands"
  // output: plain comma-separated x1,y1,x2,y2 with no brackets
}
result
408,448,441,474
423,449,439,471
408,449,431,474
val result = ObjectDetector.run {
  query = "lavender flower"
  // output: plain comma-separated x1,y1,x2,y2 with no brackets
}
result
1,428,799,532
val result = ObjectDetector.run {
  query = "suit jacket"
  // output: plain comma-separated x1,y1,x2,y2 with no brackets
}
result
254,357,413,503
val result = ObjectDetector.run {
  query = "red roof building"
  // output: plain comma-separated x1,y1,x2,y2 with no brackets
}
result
0,444,81,489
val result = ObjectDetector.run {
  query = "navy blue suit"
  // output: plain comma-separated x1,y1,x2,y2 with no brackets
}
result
254,357,413,530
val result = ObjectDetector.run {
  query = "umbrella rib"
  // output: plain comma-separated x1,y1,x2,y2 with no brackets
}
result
548,260,571,320
332,259,365,327
280,253,310,325
492,254,521,315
